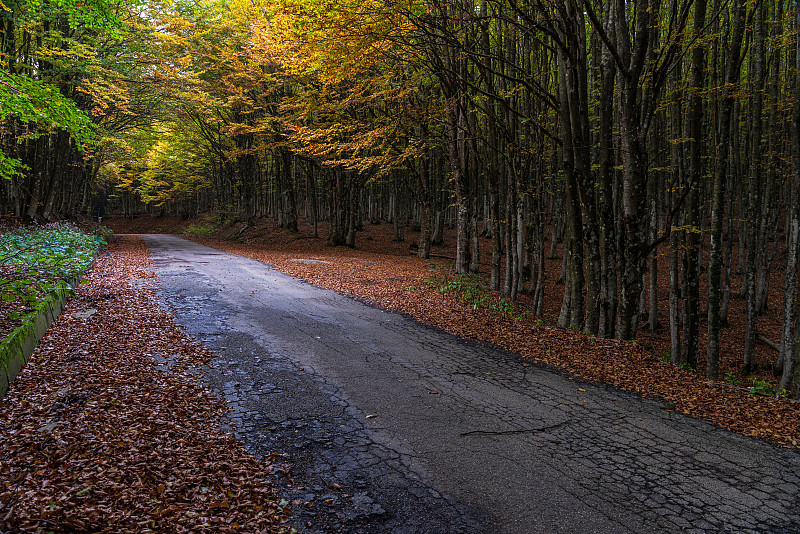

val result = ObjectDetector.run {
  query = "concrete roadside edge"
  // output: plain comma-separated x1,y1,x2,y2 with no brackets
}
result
0,265,94,398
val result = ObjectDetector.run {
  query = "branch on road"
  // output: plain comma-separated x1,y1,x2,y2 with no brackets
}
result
459,420,570,437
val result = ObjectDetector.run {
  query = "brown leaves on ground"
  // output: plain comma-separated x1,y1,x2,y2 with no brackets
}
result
154,215,800,451
0,236,290,533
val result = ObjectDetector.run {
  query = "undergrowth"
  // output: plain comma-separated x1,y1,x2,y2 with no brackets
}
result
723,370,788,398
421,273,532,321
184,216,223,237
0,222,107,325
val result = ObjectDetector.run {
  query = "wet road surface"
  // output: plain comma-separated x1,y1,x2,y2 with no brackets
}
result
142,234,800,534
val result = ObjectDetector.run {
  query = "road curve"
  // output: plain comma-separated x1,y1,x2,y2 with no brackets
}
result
142,234,800,534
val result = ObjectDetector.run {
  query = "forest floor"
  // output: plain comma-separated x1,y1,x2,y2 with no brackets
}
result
0,237,293,532
106,212,800,451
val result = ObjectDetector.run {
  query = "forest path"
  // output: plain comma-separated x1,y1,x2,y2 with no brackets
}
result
143,234,800,534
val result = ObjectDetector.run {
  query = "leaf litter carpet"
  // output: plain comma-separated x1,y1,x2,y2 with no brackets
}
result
0,236,291,533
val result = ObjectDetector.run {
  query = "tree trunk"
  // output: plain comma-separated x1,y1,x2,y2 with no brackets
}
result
678,0,707,368
596,2,617,338
556,54,585,330
307,164,318,238
647,164,660,333
417,153,432,259
743,1,766,374
612,0,658,341
778,5,800,394
345,181,358,248
446,99,470,274
707,0,744,378
470,194,480,273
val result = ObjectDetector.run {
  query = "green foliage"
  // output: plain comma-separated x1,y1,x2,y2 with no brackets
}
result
723,371,788,398
748,378,785,398
0,223,107,325
0,0,135,183
107,123,211,213
0,71,94,141
0,70,95,180
184,216,222,237
423,273,532,321
723,370,741,385
7,0,127,32
0,151,27,180
53,0,128,33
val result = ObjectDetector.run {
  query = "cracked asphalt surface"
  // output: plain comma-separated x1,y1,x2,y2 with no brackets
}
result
142,234,800,533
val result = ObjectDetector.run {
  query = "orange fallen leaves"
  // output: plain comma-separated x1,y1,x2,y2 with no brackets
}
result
0,237,290,533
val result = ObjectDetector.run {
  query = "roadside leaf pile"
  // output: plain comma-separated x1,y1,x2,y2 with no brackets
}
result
0,236,290,533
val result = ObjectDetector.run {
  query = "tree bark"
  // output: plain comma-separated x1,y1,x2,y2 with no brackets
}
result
596,0,617,338
743,1,766,374
778,4,800,394
707,0,745,379
556,52,585,330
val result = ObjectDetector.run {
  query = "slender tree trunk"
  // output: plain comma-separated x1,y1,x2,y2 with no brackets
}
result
446,99,470,274
307,164,318,238
707,0,744,378
647,165,660,332
596,2,617,337
284,152,298,232
556,55,585,330
470,195,480,273
417,153,432,259
778,5,800,394
678,0,707,368
393,177,404,242
613,0,657,341
557,1,600,332
743,1,766,373
345,180,358,248
668,55,684,363
490,174,501,290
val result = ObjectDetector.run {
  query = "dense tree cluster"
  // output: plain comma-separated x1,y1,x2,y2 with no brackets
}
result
2,0,800,394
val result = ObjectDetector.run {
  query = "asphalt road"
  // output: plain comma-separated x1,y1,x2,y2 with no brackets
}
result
142,234,800,534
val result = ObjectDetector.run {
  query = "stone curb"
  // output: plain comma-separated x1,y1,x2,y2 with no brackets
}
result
0,270,88,398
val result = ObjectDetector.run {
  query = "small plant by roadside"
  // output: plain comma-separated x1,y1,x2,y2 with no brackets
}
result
723,370,744,386
0,222,106,328
748,377,786,397
423,273,531,321
184,216,223,237
721,370,785,398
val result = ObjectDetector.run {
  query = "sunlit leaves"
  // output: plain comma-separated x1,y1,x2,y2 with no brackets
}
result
246,0,436,175
0,0,137,181
96,0,435,203
137,126,211,207
0,55,95,181
0,70,94,143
